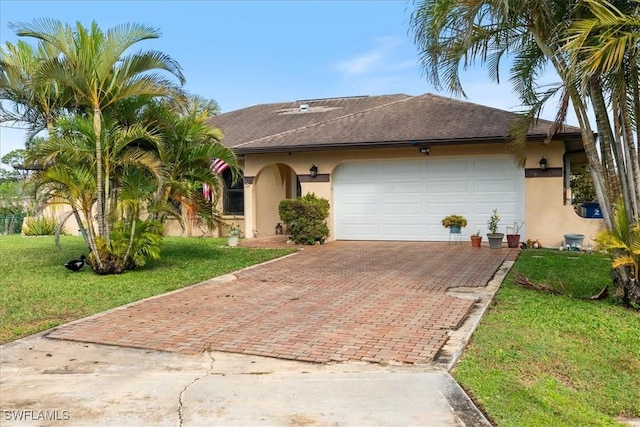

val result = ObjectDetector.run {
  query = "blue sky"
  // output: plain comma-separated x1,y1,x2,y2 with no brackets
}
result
0,0,562,161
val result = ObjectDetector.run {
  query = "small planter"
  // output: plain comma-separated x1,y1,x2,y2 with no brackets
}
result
227,235,239,247
470,235,483,248
564,233,584,250
487,233,504,249
449,225,462,234
506,234,521,248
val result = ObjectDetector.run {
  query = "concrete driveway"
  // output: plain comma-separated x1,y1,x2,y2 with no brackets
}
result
1,241,516,426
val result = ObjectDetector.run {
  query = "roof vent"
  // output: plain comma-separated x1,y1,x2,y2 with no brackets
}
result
299,103,309,112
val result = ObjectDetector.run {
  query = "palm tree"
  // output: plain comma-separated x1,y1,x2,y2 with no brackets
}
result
141,96,238,234
28,113,165,272
595,198,640,303
563,0,640,305
0,39,72,141
409,0,640,305
410,0,610,219
563,0,640,222
12,19,185,252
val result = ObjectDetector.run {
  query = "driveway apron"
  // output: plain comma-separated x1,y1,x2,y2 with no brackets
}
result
46,241,514,365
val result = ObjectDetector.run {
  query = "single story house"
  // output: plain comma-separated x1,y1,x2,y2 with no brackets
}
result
199,93,602,247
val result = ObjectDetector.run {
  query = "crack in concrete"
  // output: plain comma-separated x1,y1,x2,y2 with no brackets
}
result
177,351,215,426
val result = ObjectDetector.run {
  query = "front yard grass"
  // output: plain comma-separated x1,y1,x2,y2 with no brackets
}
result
454,249,640,427
0,234,295,343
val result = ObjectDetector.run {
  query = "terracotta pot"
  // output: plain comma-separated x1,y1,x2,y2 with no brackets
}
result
470,236,482,248
506,234,521,248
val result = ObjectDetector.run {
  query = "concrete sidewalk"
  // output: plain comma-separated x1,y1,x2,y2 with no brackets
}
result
1,334,491,426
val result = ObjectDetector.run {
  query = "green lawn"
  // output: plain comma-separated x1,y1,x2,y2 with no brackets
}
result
454,249,640,427
0,234,294,343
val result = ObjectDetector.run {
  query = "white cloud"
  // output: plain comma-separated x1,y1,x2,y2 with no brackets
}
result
335,36,404,76
385,60,418,72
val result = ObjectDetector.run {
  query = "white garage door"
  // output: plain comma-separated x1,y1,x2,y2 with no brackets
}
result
333,157,525,241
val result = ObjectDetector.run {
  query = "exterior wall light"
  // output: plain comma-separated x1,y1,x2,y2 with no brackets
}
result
419,147,430,156
309,164,318,177
539,157,548,170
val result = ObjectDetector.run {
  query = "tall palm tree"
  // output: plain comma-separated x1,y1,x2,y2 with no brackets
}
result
410,0,612,222
410,0,640,304
12,19,185,248
563,0,640,222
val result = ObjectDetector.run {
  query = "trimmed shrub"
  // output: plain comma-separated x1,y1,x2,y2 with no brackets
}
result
278,193,330,244
22,216,57,236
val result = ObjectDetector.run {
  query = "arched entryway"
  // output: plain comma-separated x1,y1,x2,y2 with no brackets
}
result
253,163,300,236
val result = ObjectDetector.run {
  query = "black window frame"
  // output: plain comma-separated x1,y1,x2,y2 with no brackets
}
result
222,169,244,215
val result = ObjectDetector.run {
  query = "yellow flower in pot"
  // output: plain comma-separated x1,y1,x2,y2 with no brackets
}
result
441,214,467,234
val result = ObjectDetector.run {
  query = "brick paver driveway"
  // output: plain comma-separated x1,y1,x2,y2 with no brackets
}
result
47,242,515,365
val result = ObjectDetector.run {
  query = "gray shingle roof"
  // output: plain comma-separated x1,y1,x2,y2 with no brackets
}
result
208,93,582,154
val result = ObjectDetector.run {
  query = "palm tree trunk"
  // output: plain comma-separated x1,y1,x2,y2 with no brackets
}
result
93,107,106,239
90,107,107,271
566,85,614,229
627,52,640,218
530,33,613,226
589,77,622,201
617,92,639,221
123,217,136,266
82,201,102,270
72,207,89,247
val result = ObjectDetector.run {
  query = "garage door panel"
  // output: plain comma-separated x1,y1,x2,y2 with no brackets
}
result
382,181,423,194
333,157,524,241
382,202,423,215
427,159,469,174
426,179,469,193
381,161,424,176
383,223,424,240
339,183,379,194
337,222,380,240
427,202,470,215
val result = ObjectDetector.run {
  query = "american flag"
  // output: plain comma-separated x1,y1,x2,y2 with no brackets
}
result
203,158,229,201
202,183,211,201
211,158,229,174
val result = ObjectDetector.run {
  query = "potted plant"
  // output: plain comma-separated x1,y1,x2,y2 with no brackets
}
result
227,223,241,247
506,221,524,248
441,214,468,234
487,209,503,249
470,230,483,248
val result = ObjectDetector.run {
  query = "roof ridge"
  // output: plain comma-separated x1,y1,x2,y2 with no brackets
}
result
233,94,414,149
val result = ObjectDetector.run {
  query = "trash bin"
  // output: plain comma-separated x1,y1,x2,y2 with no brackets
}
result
580,202,603,218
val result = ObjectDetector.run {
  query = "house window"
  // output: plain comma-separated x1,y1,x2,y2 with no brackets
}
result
223,169,244,215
